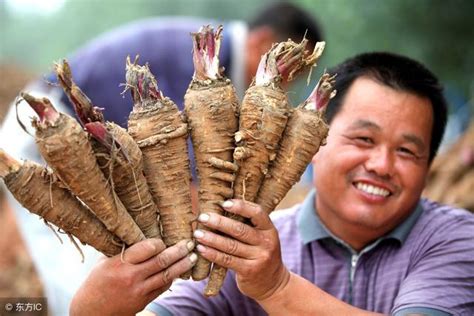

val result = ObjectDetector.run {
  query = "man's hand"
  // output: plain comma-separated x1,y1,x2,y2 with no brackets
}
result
70,238,196,316
194,199,290,301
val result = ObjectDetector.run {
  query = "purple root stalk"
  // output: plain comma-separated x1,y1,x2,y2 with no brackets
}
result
85,122,129,163
85,122,114,150
303,72,337,112
54,60,104,125
191,25,223,81
20,92,60,126
125,55,164,105
256,40,326,86
55,60,129,160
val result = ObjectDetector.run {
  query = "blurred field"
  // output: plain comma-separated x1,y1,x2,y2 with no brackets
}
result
424,121,474,212
0,200,44,298
0,64,35,124
0,63,43,298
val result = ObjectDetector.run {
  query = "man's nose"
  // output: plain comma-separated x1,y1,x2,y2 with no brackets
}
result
364,146,394,178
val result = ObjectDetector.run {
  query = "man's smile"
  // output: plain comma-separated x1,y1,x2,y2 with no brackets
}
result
354,181,391,197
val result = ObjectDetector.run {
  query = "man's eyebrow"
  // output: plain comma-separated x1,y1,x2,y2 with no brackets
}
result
349,119,380,130
402,133,426,152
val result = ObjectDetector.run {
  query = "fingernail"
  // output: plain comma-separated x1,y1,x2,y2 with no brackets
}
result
193,230,204,239
198,213,210,222
189,253,198,263
221,200,234,209
186,240,195,251
196,244,206,253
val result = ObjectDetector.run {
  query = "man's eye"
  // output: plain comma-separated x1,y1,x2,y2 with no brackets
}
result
355,137,373,144
398,147,416,157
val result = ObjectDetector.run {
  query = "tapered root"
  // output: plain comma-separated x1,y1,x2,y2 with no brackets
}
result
23,94,145,246
256,72,336,214
1,152,122,257
185,25,240,283
127,58,193,248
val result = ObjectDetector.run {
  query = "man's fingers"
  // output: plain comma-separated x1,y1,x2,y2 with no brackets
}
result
197,212,259,245
142,253,198,293
221,199,274,230
193,228,254,256
123,238,166,264
140,239,194,278
196,244,247,272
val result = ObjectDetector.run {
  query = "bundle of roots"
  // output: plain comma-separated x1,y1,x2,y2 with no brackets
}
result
1,24,336,297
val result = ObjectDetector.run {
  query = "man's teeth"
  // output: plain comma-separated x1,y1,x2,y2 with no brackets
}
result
355,182,390,197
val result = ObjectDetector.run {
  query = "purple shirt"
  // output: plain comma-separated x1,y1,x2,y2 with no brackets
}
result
148,191,474,315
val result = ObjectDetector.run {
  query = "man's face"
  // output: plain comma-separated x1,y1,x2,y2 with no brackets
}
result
313,77,433,244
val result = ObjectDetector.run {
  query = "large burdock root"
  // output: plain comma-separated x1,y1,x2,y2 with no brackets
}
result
256,73,336,213
21,92,145,246
233,39,326,204
205,38,326,297
55,60,161,239
0,149,122,257
126,57,194,260
184,25,239,281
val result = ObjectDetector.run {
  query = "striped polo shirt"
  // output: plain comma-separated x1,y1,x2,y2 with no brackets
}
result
148,190,474,315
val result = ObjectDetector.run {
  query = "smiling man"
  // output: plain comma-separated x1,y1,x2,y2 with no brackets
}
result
313,75,435,251
70,52,474,316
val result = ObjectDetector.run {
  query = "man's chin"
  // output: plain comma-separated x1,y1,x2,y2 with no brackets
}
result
344,209,393,231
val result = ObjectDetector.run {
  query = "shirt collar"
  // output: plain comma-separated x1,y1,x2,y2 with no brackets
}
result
383,201,423,244
297,190,330,244
297,189,424,246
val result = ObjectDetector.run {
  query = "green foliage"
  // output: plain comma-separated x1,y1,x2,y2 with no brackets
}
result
0,0,272,71
296,0,474,102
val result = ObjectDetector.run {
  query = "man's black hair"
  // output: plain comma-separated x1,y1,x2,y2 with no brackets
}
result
249,1,323,45
325,52,448,164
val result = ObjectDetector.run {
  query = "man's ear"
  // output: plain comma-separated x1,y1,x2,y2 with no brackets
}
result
312,140,328,165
